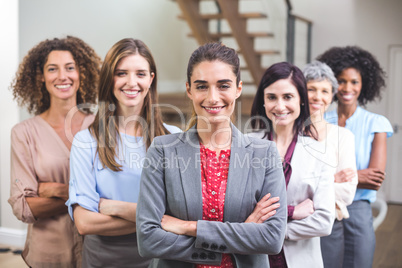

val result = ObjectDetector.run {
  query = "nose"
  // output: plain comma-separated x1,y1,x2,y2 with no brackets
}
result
57,69,67,80
206,87,219,104
126,73,137,87
276,98,286,111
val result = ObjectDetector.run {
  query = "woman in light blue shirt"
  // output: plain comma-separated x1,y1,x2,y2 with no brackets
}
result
318,46,393,268
66,38,181,267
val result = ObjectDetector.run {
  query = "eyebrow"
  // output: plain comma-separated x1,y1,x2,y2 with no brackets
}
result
115,69,148,72
193,79,233,83
45,62,75,67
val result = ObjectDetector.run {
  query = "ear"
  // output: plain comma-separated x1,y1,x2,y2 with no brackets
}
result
40,74,45,83
186,82,193,100
235,81,243,99
149,72,155,87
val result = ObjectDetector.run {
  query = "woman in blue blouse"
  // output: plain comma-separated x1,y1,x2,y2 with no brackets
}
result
318,46,393,268
66,38,181,267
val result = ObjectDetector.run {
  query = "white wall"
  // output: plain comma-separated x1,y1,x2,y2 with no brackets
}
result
0,0,28,245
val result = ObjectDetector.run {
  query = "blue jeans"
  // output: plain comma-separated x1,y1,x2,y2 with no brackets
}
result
321,200,375,268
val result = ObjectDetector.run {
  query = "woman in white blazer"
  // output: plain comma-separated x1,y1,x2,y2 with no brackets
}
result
249,62,335,268
302,61,358,268
136,43,287,267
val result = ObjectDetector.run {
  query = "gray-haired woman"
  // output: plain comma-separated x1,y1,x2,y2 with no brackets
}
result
303,61,358,268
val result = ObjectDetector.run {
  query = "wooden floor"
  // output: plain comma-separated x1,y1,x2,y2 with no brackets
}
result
0,204,401,267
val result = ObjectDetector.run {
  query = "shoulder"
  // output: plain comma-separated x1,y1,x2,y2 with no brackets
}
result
245,130,267,140
72,129,97,149
11,116,43,141
153,131,184,145
163,123,183,134
357,107,393,137
328,124,355,140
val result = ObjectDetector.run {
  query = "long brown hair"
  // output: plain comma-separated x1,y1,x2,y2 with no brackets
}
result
89,38,169,171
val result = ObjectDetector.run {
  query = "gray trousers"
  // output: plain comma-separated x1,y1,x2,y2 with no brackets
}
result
321,200,375,268
82,233,151,268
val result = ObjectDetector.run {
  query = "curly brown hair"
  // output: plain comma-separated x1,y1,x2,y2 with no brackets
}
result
11,36,101,115
317,46,386,106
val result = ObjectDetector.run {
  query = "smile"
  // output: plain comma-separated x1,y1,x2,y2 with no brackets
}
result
55,84,72,90
121,89,140,97
310,103,323,109
273,113,289,118
202,106,226,114
339,93,354,100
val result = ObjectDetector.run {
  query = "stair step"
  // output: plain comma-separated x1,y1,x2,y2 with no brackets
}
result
238,49,281,55
188,32,274,38
178,12,267,20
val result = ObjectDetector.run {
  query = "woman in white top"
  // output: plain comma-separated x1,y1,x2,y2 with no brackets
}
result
303,61,358,268
249,61,335,268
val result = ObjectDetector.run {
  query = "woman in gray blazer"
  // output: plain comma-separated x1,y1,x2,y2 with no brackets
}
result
249,62,335,268
136,43,287,267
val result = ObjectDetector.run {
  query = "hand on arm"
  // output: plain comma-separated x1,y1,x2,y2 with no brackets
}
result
38,182,69,201
292,198,314,220
99,198,137,222
73,205,136,236
334,168,356,183
245,193,280,223
161,215,197,236
357,132,387,190
26,197,68,219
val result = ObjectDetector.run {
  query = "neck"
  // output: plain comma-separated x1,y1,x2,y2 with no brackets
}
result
310,110,327,141
338,102,357,119
42,97,79,123
116,105,143,136
196,120,232,151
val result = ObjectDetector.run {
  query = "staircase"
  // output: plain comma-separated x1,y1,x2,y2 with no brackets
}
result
174,0,280,88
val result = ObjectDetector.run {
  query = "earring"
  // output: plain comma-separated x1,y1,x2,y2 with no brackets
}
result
301,103,305,106
263,104,265,107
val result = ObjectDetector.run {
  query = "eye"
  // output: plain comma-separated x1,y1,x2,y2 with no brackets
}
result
220,84,230,90
137,72,146,77
67,66,76,71
323,89,329,94
115,71,127,77
47,67,56,72
266,95,276,100
284,94,293,100
195,84,208,90
307,88,314,92
352,80,359,85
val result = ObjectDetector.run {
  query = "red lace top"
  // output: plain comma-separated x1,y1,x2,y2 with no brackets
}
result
196,144,235,268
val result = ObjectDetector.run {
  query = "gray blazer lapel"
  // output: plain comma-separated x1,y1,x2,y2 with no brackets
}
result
175,126,203,221
224,124,253,222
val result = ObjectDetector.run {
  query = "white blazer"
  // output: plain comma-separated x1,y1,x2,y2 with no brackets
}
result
248,132,335,268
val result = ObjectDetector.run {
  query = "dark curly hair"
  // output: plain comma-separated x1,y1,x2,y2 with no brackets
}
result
11,36,101,115
317,46,386,106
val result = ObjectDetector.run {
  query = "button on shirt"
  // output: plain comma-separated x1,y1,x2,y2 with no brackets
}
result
197,144,234,268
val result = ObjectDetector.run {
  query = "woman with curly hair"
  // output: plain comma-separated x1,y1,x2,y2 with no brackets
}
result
317,46,393,268
8,36,101,267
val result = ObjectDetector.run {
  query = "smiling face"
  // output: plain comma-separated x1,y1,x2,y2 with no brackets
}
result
113,54,154,116
307,79,333,116
186,60,242,127
336,67,362,106
42,50,79,102
264,78,301,129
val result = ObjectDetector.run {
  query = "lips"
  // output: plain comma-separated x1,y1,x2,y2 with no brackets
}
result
338,93,354,101
273,113,289,119
55,84,72,91
310,103,322,110
202,105,225,114
121,89,140,98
